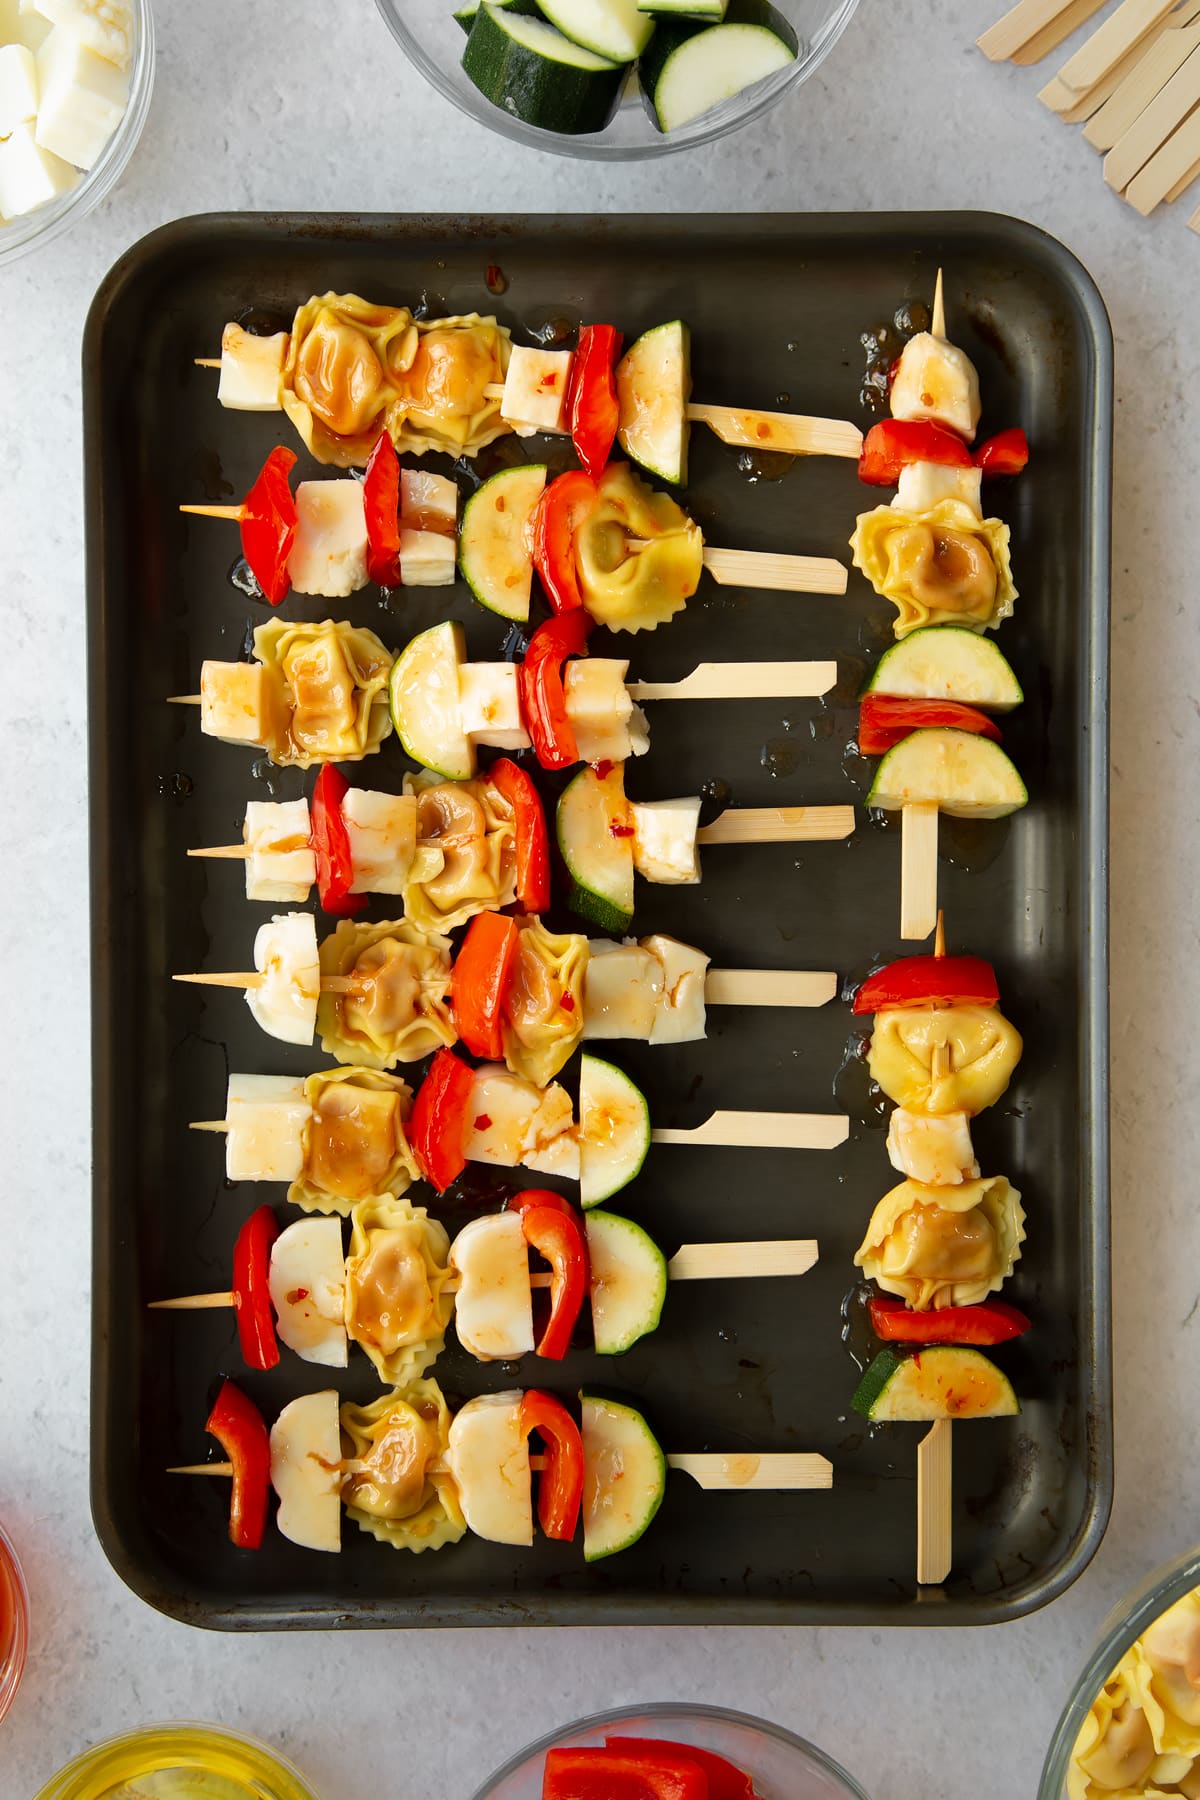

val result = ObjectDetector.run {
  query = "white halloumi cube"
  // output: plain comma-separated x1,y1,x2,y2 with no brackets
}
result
217,323,287,412
400,467,458,533
643,934,709,1045
458,661,530,751
343,787,417,895
29,0,131,67
499,344,573,436
34,26,128,169
398,527,456,587
270,1390,342,1553
0,118,74,215
268,1218,348,1368
445,1391,533,1546
0,0,50,51
886,1107,979,1188
448,1213,534,1363
563,659,649,763
246,911,320,1048
890,332,982,443
464,1066,580,1181
244,799,315,904
225,1074,310,1184
582,941,662,1042
895,460,983,520
199,659,272,748
631,797,702,886
0,44,38,134
287,480,367,599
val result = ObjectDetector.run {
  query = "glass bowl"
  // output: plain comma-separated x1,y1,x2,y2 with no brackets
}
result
32,1722,322,1800
0,0,155,269
0,1518,29,1725
1039,1544,1200,1798
470,1701,871,1799
374,0,861,162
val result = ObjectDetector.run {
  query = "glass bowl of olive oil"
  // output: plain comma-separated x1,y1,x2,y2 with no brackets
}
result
32,1722,322,1800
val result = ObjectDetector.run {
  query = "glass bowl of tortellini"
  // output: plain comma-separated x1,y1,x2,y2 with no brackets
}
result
1040,1548,1200,1799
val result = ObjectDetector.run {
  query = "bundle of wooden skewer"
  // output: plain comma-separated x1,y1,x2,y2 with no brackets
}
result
978,0,1200,224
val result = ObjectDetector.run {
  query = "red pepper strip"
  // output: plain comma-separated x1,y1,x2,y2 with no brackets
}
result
488,758,551,913
310,763,367,918
543,1749,709,1800
511,1192,589,1362
204,1379,271,1550
857,418,973,486
852,953,1000,1016
870,1296,1031,1346
529,469,598,615
452,912,519,1060
519,1390,584,1541
520,611,593,770
240,447,298,606
409,1047,475,1193
362,431,403,587
858,694,1002,757
974,427,1030,477
568,324,623,479
231,1205,280,1371
607,1741,756,1800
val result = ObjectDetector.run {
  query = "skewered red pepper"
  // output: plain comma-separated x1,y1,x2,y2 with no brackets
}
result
870,1296,1031,1346
231,1205,280,1371
453,913,519,1061
520,1389,584,1541
607,1741,757,1800
310,764,367,918
857,418,973,486
568,325,623,478
858,695,1002,756
409,1047,475,1193
204,1379,271,1550
511,1190,589,1362
363,431,403,587
520,612,593,770
488,758,551,913
240,447,298,606
974,427,1030,477
529,469,598,615
543,1749,708,1800
852,954,999,1015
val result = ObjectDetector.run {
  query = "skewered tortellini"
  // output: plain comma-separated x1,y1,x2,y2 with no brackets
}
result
850,498,1016,637
339,1379,465,1552
317,918,455,1069
868,1003,1023,1117
344,1196,453,1385
288,1067,420,1216
575,463,705,634
502,916,589,1087
403,770,517,934
854,1176,1025,1311
253,617,393,768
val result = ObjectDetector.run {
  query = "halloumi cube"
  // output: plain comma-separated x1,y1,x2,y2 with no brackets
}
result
0,44,39,135
890,333,981,443
29,0,132,67
34,26,128,169
448,1213,534,1363
217,323,287,412
343,788,417,895
643,934,708,1045
582,941,662,1042
886,1107,979,1187
246,911,320,1048
464,1066,580,1180
225,1074,310,1183
0,119,74,216
0,1,51,52
288,480,367,599
270,1391,342,1552
500,344,573,435
244,799,315,904
631,797,702,885
199,659,272,747
268,1218,348,1368
895,460,983,519
563,659,649,763
445,1392,533,1546
400,468,457,533
398,527,456,587
458,661,530,751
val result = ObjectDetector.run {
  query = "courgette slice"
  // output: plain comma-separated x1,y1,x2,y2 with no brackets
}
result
557,762,636,933
638,0,728,12
639,0,798,133
586,1210,668,1352
538,0,654,63
867,627,1024,713
866,727,1028,820
851,1346,1019,1422
616,321,691,487
454,0,535,32
459,463,546,623
579,1054,652,1207
388,621,475,781
462,5,627,136
581,1391,667,1560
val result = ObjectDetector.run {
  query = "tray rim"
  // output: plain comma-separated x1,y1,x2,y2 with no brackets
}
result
85,208,1113,1630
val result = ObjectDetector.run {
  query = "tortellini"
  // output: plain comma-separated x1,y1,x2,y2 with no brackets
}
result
288,1067,419,1217
281,292,513,467
854,1176,1025,1311
403,770,517,935
850,497,1016,637
1069,1612,1200,1800
339,1379,465,1552
344,1196,453,1385
868,1003,1023,1117
253,617,393,768
502,916,588,1087
575,463,705,634
317,918,455,1069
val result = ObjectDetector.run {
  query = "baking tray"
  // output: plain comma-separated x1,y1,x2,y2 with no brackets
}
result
85,212,1112,1628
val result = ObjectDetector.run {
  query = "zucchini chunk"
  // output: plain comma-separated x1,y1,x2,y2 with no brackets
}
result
586,1209,668,1352
538,0,655,64
867,626,1024,713
616,320,691,486
639,0,798,134
459,463,546,622
387,621,474,781
581,1392,667,1560
866,727,1028,819
557,762,636,933
462,6,627,137
579,1054,652,1207
852,1345,1019,1422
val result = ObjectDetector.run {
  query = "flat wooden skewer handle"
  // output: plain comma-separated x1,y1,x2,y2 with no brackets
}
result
696,804,856,846
704,968,837,1008
652,1110,849,1152
626,660,837,702
900,802,940,942
977,0,1102,63
667,1239,818,1280
175,1452,832,1491
917,1417,953,1584
685,402,861,460
700,548,847,596
1103,38,1200,189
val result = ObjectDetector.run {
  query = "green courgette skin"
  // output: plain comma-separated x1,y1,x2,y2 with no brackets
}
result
638,0,798,101
463,8,628,135
455,0,537,35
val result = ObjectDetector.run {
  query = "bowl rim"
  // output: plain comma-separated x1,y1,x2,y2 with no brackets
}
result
0,1518,29,1727
30,1719,323,1800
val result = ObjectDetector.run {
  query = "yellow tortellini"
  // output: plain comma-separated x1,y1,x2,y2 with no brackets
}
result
289,1067,419,1217
402,770,517,935
252,617,393,769
1069,1611,1200,1800
344,1196,453,1385
854,1176,1025,1311
502,916,588,1087
850,497,1016,637
317,918,455,1069
339,1379,465,1552
868,1003,1023,1116
575,463,705,634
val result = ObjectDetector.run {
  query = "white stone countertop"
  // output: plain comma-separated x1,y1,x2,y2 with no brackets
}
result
2,1,1197,1795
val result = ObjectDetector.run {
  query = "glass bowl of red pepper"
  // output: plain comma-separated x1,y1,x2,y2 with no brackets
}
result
470,1702,871,1800
0,1518,29,1724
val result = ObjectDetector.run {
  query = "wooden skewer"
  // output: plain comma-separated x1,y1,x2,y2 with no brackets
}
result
930,268,947,341
173,1450,832,1491
695,804,856,846
699,548,847,596
916,1417,953,1585
180,502,244,522
1079,13,1200,139
1125,101,1200,208
704,968,837,1009
977,0,1104,63
1166,151,1200,198
173,971,356,995
899,801,940,942
1056,0,1180,95
479,385,863,460
651,1110,849,1152
1103,38,1200,187
1015,0,1110,62
194,358,222,369
626,660,838,702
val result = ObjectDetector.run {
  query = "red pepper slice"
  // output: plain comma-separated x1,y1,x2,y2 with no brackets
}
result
529,469,598,615
858,694,1002,756
607,1741,756,1800
568,325,623,479
453,912,519,1060
974,427,1030,477
231,1205,280,1371
362,431,403,587
857,418,973,486
488,758,551,913
520,611,593,770
310,763,368,918
852,953,1000,1015
520,1389,583,1541
510,1191,589,1362
409,1047,475,1193
204,1379,271,1550
870,1296,1031,1346
543,1748,708,1800
239,447,298,606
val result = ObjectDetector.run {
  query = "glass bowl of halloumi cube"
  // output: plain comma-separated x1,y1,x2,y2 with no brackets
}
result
0,0,153,265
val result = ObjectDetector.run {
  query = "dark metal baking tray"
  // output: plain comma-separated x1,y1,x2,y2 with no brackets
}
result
85,211,1111,1628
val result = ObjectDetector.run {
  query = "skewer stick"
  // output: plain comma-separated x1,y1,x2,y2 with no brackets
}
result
1057,0,1179,95
696,804,856,846
704,968,837,1009
699,547,847,595
899,802,940,942
194,358,222,369
1103,39,1200,189
626,660,838,702
977,0,1103,62
930,269,947,341
173,971,357,995
916,1418,953,1584
180,503,244,522
478,386,861,459
651,1110,849,1152
1125,102,1200,209
1078,14,1200,139
1014,0,1110,62
168,694,202,705
173,1451,832,1491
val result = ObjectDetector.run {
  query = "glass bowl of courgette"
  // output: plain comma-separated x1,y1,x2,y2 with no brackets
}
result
374,0,861,160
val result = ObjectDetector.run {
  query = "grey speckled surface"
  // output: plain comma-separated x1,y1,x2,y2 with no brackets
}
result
1,2,1198,1796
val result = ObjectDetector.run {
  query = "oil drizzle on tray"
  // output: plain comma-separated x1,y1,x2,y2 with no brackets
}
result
859,299,931,414
840,1281,878,1373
